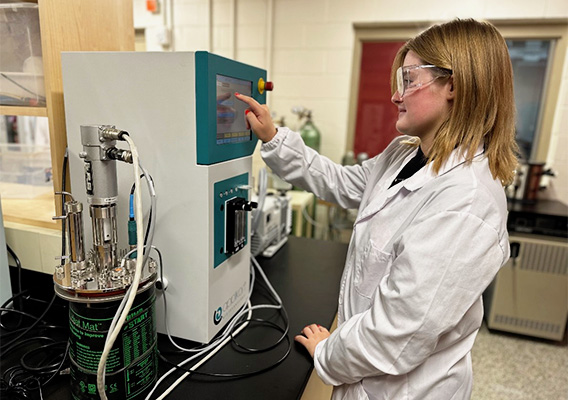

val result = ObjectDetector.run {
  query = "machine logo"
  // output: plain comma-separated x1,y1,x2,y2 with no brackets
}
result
213,280,247,326
213,307,223,325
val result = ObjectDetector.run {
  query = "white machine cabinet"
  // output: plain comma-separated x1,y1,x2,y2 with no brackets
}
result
484,221,568,341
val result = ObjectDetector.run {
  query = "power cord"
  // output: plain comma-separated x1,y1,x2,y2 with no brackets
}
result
97,134,147,400
159,318,291,379
1,295,68,400
0,294,57,352
5,244,24,329
145,254,290,399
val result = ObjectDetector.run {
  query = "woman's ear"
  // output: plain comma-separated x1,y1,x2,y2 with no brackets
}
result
446,76,455,100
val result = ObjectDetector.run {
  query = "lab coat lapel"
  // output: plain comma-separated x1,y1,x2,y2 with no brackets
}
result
355,143,484,224
357,181,406,223
355,150,418,224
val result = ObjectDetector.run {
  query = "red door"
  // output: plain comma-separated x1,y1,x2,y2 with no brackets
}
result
354,42,405,158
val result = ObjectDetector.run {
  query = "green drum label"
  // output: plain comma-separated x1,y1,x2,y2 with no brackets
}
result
69,289,158,400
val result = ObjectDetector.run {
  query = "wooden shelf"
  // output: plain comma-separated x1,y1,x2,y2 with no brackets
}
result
1,191,59,230
0,105,47,117
1,0,134,236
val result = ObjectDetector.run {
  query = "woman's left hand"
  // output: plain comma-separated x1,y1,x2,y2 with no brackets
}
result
295,324,331,358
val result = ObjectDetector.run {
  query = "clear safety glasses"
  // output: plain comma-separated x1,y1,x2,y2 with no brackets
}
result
396,64,449,97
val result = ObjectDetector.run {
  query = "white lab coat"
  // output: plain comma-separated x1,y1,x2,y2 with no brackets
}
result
261,128,510,400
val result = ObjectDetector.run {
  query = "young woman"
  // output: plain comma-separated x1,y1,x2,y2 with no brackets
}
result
237,18,518,400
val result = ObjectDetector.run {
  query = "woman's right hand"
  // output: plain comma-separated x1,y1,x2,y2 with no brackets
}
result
235,92,277,143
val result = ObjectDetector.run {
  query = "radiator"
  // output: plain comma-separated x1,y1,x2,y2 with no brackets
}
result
483,233,568,341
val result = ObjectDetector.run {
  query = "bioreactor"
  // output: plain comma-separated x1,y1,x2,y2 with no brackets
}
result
60,51,269,349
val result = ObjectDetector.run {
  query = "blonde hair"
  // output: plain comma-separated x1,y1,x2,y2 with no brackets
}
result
391,19,519,185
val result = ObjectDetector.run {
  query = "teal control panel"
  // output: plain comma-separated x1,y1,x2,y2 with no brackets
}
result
195,52,264,165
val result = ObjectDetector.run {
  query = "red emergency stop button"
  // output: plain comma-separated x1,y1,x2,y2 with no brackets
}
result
258,78,274,94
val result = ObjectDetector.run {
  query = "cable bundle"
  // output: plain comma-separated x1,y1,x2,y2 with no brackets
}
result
145,255,290,399
0,248,69,400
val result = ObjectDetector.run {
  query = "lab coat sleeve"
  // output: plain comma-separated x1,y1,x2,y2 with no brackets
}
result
261,127,371,209
313,211,507,385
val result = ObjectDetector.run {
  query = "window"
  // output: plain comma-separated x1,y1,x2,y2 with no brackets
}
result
508,39,552,160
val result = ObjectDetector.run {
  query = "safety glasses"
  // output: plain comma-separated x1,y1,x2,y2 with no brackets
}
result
396,64,450,97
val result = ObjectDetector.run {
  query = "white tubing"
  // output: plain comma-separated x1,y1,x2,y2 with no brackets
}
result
96,135,144,400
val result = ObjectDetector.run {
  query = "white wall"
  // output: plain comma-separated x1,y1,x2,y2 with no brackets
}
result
134,0,568,204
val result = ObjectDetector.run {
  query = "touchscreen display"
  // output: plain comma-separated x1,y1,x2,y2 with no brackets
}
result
216,74,252,145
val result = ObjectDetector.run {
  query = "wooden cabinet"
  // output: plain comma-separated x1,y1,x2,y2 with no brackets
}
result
0,0,134,229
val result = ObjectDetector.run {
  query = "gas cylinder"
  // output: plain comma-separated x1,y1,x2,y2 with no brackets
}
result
299,111,321,153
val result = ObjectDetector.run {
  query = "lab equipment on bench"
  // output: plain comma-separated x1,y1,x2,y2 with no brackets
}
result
250,168,291,258
505,161,556,203
251,192,292,258
61,52,273,350
53,126,158,296
484,199,568,341
52,124,159,399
